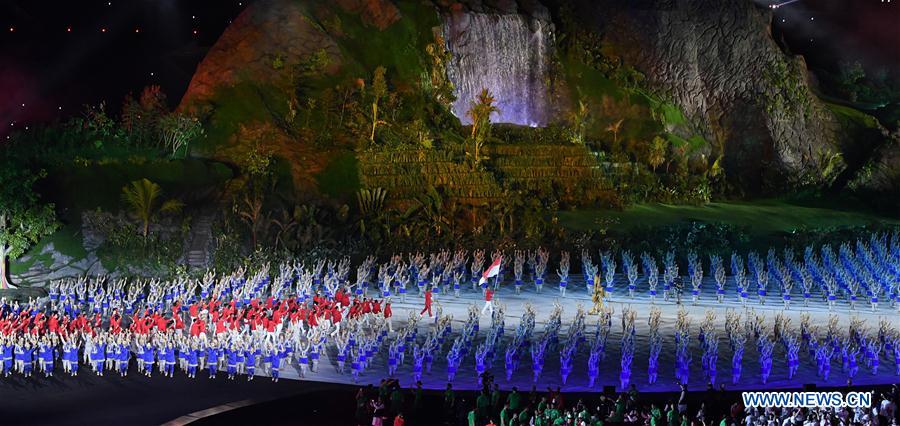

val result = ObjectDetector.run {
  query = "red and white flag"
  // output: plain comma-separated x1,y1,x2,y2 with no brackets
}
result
479,256,502,285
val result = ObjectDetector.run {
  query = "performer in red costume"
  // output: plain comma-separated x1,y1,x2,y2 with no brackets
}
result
481,288,494,316
419,289,433,318
372,299,382,315
383,301,393,332
329,305,343,337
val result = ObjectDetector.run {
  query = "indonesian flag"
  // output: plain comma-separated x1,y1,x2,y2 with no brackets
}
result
479,256,502,285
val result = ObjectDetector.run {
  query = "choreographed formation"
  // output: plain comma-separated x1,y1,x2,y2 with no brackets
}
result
1,232,899,391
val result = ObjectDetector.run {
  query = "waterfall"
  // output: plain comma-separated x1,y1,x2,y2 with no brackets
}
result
443,13,552,127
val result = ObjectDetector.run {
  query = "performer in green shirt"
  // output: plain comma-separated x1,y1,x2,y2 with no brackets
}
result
499,403,511,426
649,404,663,426
507,387,521,412
477,390,492,422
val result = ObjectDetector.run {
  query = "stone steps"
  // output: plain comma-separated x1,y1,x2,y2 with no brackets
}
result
183,212,216,269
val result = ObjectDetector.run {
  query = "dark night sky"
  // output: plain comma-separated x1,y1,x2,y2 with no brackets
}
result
1,0,898,138
769,0,900,74
0,0,257,136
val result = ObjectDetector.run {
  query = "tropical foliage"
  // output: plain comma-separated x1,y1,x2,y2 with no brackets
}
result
159,114,205,157
84,209,188,275
368,66,389,144
121,178,184,239
467,88,499,165
0,165,58,289
355,187,389,242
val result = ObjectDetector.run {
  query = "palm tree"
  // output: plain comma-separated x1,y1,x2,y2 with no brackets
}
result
269,207,298,250
406,186,451,237
121,178,184,239
606,118,624,144
467,88,500,165
370,66,388,143
648,136,668,172
568,99,590,145
236,191,265,248
355,188,389,240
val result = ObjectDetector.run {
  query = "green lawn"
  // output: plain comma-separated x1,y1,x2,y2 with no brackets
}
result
9,223,86,275
8,253,51,275
826,102,880,129
558,200,900,236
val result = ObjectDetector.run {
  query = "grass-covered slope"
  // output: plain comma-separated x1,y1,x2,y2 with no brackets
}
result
559,199,899,237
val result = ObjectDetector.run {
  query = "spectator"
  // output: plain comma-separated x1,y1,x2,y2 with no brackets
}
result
678,384,689,415
389,385,404,416
629,384,640,402
499,402,511,426
491,384,502,416
507,386,521,413
392,412,404,426
444,383,456,422
651,403,663,426
880,393,895,424
412,381,423,420
370,398,386,426
477,389,491,423
667,402,679,426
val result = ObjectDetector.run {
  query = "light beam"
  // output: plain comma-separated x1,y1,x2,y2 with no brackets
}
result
770,0,804,9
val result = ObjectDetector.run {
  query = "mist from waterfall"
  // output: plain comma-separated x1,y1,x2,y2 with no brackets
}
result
443,13,552,127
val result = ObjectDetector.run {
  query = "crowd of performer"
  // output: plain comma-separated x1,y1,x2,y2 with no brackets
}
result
0,231,898,387
1,262,397,381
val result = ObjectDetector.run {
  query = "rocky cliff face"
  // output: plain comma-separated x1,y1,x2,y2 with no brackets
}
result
179,0,407,110
179,0,342,109
568,0,842,191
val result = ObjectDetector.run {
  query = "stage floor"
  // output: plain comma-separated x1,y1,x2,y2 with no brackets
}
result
271,276,900,393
